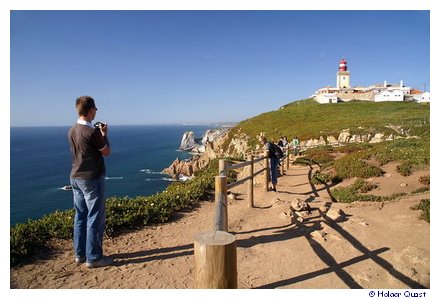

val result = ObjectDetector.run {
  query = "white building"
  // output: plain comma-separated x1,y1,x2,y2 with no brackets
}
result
413,92,430,103
314,58,417,104
374,90,405,102
315,93,338,104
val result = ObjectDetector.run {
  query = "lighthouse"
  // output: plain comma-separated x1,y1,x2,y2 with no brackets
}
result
336,58,351,89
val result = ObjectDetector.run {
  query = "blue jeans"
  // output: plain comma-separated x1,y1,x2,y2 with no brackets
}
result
269,157,279,185
70,176,106,262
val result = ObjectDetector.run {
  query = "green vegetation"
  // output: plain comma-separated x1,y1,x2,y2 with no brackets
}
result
411,199,430,222
371,138,429,170
333,154,383,179
225,98,429,149
302,146,334,165
332,179,403,203
419,175,430,186
10,159,232,265
302,136,429,181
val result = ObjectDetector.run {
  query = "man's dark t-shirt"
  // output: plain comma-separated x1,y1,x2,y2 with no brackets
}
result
68,124,106,179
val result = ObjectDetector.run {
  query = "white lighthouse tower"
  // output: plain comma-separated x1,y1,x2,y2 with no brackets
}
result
336,58,350,89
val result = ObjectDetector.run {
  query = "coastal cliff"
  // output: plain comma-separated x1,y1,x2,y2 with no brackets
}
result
163,127,230,179
164,99,428,179
164,125,422,180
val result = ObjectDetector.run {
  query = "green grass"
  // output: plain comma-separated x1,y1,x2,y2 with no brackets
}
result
224,98,429,151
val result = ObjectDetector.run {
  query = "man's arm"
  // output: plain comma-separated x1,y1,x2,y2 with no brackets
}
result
99,123,111,156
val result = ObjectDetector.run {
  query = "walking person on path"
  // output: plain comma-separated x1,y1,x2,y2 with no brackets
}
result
68,96,113,268
291,136,300,156
260,136,282,192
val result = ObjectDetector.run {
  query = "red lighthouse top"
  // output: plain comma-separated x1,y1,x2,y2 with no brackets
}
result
339,58,347,71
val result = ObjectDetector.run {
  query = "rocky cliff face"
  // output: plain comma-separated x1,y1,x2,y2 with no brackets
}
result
296,128,419,149
163,127,230,179
162,155,210,180
166,125,420,180
179,131,198,151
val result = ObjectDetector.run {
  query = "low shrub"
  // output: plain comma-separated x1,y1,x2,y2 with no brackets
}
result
303,146,334,165
10,210,74,265
396,162,412,176
332,179,399,203
373,138,430,167
411,199,430,222
333,155,383,179
332,186,382,203
336,143,372,154
418,175,430,186
311,172,332,185
352,179,378,193
411,187,430,194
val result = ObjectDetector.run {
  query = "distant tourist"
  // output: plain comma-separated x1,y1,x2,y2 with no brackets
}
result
291,136,300,156
282,136,288,148
277,137,284,148
260,137,283,192
68,96,113,268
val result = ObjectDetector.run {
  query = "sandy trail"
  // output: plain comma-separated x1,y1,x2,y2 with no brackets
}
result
10,163,430,289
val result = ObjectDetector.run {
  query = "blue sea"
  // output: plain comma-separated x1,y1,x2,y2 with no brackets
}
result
10,125,215,226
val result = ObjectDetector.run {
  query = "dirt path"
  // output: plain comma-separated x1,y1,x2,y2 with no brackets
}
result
10,163,430,289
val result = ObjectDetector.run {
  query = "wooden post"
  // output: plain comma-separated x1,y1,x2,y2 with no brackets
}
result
194,231,237,288
214,175,228,231
219,159,226,176
247,154,254,208
264,150,269,191
281,153,285,176
286,147,290,170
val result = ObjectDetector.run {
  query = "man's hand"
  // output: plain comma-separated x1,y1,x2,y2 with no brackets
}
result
100,123,108,136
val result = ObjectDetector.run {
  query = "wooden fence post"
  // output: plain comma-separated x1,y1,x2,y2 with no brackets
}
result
194,231,237,288
264,150,269,191
247,154,254,208
214,175,228,231
219,159,226,176
281,153,285,176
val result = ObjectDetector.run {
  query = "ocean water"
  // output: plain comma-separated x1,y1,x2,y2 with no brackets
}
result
10,125,215,226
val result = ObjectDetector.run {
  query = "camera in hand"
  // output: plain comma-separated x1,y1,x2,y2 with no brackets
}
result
94,121,103,129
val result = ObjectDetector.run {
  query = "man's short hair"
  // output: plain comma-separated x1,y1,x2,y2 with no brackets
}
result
76,96,96,117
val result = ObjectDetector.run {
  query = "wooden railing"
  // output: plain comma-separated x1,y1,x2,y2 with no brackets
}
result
214,147,290,232
194,146,290,289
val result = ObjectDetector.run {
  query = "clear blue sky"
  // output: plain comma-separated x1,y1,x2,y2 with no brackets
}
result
10,10,430,126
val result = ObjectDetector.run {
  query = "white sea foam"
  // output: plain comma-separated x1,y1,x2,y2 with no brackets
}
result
145,177,176,182
59,185,72,191
178,174,191,182
140,169,162,174
105,176,124,180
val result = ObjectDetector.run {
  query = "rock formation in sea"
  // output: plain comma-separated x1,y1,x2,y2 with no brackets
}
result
163,127,230,179
179,131,197,151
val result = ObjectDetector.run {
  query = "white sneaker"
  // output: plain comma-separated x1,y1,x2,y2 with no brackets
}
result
86,256,114,268
75,256,86,264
